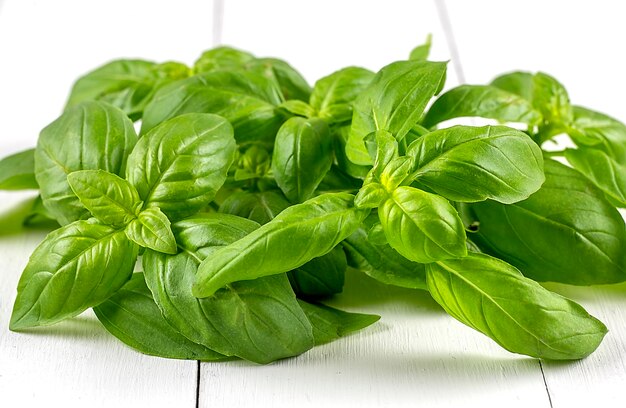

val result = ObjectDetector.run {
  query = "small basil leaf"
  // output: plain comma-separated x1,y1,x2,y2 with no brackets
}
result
378,186,467,263
193,46,255,73
333,126,370,180
10,220,138,330
126,113,236,222
125,208,177,254
565,148,626,207
353,182,387,209
245,57,312,102
278,100,316,118
490,71,534,100
193,193,369,297
35,101,137,225
0,148,38,190
568,106,626,162
368,129,399,179
408,34,432,61
288,246,347,298
407,125,544,204
219,190,290,225
531,72,573,126
468,159,626,284
347,60,447,165
297,300,380,345
93,273,227,361
67,170,141,228
272,117,333,203
423,85,542,128
427,253,607,360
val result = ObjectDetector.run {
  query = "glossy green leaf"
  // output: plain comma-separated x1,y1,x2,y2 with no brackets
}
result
140,70,284,145
193,193,369,297
143,214,314,364
218,190,290,225
333,126,370,179
353,181,387,209
126,113,236,222
297,300,380,345
0,148,38,190
10,220,138,330
565,148,626,207
67,170,141,227
309,67,374,122
347,60,447,165
568,106,626,162
427,253,607,360
245,57,312,102
193,46,255,73
272,117,333,203
531,72,572,125
288,246,347,298
468,159,626,284
408,34,432,61
94,273,227,361
423,85,542,128
490,71,534,101
125,207,177,254
279,100,316,118
407,125,545,204
378,186,467,263
35,101,137,225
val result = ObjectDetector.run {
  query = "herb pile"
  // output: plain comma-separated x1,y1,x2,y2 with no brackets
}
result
2,39,625,363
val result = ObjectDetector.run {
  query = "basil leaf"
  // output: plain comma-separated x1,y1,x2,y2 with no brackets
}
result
219,190,290,225
93,273,227,361
143,214,314,364
427,253,607,360
343,214,427,290
468,159,626,284
0,148,38,190
140,70,284,145
272,117,333,203
193,193,369,297
297,300,380,345
67,170,141,228
423,85,542,128
125,207,177,254
288,246,347,298
407,125,544,204
565,148,626,207
408,34,432,61
531,72,572,125
278,100,316,118
10,220,138,330
333,125,370,180
347,60,447,165
193,46,255,73
35,101,137,225
245,57,312,102
490,71,534,100
568,106,626,162
378,186,467,263
126,113,236,222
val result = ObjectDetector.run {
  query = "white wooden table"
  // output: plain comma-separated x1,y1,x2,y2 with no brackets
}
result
1,1,626,407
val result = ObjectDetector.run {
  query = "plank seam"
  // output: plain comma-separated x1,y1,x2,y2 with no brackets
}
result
433,0,466,83
539,360,554,408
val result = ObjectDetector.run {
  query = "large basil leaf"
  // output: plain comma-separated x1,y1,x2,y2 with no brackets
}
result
126,113,236,222
347,60,447,165
93,273,227,361
568,106,626,162
272,117,333,203
193,193,369,297
288,246,347,298
565,148,626,207
407,125,544,204
218,190,290,225
427,253,607,360
140,70,284,145
10,220,138,330
35,101,137,225
0,148,38,190
467,159,626,284
423,85,542,128
343,214,427,290
378,186,467,263
245,57,312,102
143,213,315,364
297,300,380,345
67,170,141,228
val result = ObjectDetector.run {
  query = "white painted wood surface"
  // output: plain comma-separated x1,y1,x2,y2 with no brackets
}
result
1,1,626,407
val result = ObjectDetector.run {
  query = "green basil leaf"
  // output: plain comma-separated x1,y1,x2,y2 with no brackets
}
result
10,220,138,330
143,213,314,364
353,181,387,209
193,193,369,297
408,34,432,61
565,148,626,207
426,253,607,360
35,101,137,225
531,72,572,125
490,71,534,100
125,207,177,254
218,190,290,225
278,100,316,118
568,106,626,162
67,170,141,228
315,165,363,194
0,148,38,190
297,300,380,345
288,246,347,298
23,195,59,228
347,60,447,165
126,113,236,222
272,117,333,203
245,57,312,102
343,214,427,290
333,126,370,179
140,70,284,145
93,273,227,361
423,85,542,128
467,159,626,284
378,186,467,263
193,46,255,73
407,125,545,204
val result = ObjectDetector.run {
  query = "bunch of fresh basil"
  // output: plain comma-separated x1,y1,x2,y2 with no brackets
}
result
2,38,623,363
